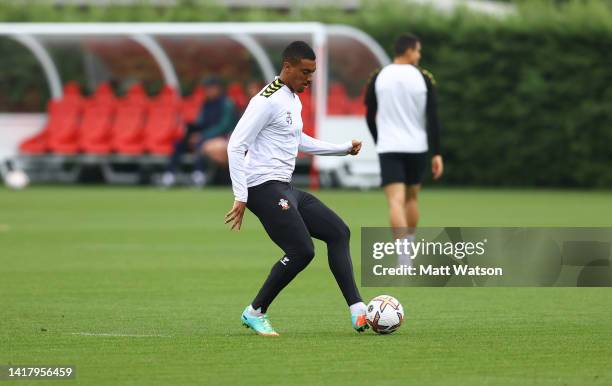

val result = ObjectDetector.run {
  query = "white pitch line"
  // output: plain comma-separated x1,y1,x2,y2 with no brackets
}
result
70,332,171,338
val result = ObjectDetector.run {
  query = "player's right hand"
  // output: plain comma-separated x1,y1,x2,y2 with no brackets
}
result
432,155,444,180
225,200,246,231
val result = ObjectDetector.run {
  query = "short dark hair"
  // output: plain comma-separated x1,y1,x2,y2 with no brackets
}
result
394,34,420,56
282,41,316,65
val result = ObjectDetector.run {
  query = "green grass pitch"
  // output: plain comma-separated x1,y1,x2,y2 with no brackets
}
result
1,186,611,385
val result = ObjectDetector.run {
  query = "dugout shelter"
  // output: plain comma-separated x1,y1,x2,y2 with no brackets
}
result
0,22,389,187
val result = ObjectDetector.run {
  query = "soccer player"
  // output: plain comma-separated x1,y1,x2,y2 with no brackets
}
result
364,34,443,266
225,41,368,336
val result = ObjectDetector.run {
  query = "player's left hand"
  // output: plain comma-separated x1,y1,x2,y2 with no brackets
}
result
225,200,246,231
349,140,362,156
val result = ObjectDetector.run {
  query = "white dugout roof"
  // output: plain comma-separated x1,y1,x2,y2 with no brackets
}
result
0,22,390,125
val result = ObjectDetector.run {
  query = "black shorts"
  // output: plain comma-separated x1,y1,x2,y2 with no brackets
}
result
379,152,428,186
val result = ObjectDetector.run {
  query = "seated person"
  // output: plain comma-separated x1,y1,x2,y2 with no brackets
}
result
162,77,237,187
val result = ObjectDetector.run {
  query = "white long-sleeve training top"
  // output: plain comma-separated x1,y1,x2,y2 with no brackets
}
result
227,78,352,202
374,64,428,153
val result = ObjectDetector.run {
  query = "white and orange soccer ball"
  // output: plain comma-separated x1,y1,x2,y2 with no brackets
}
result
366,295,404,334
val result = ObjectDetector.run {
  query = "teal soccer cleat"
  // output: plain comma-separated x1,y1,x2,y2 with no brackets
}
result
351,313,369,333
241,307,280,336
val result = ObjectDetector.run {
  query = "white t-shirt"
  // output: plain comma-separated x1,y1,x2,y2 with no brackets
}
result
227,78,352,202
374,64,428,153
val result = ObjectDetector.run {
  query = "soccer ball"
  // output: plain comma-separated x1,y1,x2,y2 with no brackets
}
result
366,295,404,334
4,170,29,190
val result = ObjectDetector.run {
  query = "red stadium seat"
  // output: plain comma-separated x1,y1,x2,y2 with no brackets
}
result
111,103,147,155
62,81,83,103
327,82,350,115
182,85,206,124
154,85,180,105
92,82,116,105
124,83,149,105
145,102,183,155
348,99,366,115
142,86,183,155
79,101,116,154
111,84,149,155
347,87,366,115
299,89,315,137
19,133,48,154
111,106,147,155
227,82,247,112
19,111,51,154
79,83,118,154
46,101,83,155
20,82,83,154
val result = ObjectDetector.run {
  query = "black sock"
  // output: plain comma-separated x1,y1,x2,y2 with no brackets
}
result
327,239,362,306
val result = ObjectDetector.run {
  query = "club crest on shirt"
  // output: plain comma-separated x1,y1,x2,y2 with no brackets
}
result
278,198,290,210
286,111,292,125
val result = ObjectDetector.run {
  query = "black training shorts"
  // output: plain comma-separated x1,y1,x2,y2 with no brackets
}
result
378,152,428,186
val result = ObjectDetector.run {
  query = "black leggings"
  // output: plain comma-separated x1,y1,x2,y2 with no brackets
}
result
246,181,362,312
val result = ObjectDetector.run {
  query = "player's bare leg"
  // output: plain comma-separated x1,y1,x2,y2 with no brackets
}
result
404,184,420,230
385,183,417,267
384,183,408,234
201,137,229,165
400,184,420,266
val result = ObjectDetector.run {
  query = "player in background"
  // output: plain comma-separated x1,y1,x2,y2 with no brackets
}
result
162,77,237,187
225,41,368,336
365,34,443,266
